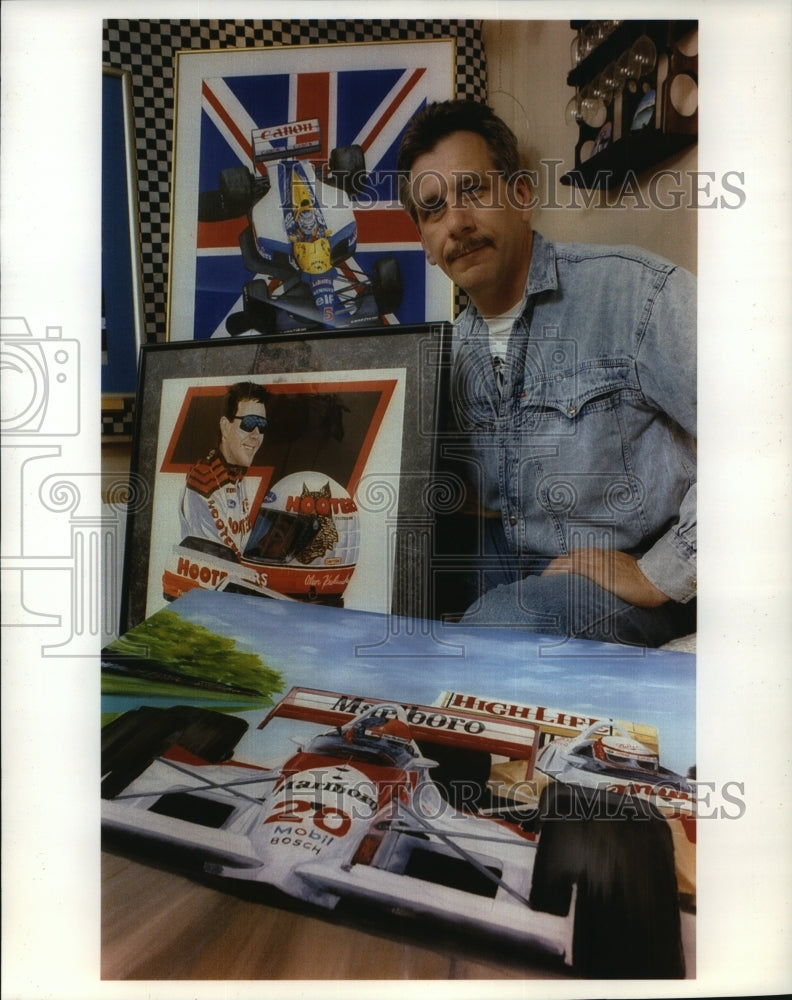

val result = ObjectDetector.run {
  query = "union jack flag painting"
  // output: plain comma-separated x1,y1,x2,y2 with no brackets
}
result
169,41,456,340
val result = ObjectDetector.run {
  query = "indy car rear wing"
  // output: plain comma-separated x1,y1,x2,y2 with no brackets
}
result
258,686,541,766
252,118,323,163
437,689,660,754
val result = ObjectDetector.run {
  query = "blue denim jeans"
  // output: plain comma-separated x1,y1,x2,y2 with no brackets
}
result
460,571,696,647
445,511,695,648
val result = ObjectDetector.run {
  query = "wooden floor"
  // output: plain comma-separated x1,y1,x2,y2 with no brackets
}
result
101,845,696,981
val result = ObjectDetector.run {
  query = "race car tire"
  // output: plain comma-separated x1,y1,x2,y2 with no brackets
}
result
372,257,403,315
226,311,253,337
226,281,278,336
243,280,279,334
101,706,248,800
198,190,226,222
238,225,274,276
219,165,254,218
529,784,684,978
328,144,367,197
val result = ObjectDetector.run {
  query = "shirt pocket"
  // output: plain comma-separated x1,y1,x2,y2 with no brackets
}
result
516,359,650,547
451,347,500,432
516,359,640,432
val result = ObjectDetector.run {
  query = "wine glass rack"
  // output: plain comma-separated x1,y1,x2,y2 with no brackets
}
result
561,19,698,190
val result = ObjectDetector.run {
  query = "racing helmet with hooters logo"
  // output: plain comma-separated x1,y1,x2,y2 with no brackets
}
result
243,470,360,604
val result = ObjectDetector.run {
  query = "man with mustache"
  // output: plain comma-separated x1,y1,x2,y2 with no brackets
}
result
398,101,696,646
179,381,270,559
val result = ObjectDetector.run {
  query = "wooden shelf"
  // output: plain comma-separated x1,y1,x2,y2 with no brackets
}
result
567,20,696,89
560,130,696,190
563,19,697,190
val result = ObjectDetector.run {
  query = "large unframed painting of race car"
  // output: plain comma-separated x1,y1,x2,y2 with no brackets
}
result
102,589,697,980
167,40,456,341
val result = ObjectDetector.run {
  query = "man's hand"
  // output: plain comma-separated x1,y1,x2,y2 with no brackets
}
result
541,548,670,608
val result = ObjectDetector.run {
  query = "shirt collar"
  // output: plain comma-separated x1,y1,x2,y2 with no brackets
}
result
210,448,246,483
523,231,558,297
455,230,557,339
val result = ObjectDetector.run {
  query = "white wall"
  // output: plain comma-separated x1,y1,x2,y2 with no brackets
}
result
482,19,698,274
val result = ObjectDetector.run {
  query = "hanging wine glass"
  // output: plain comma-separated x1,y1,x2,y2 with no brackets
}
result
628,35,657,80
577,23,596,62
614,48,632,89
601,61,620,95
564,90,583,127
589,21,607,47
591,69,616,106
570,32,581,68
579,84,607,128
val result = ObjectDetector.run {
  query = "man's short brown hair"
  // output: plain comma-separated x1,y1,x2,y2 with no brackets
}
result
397,100,524,221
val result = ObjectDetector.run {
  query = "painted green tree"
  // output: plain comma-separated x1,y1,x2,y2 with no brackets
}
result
104,609,284,698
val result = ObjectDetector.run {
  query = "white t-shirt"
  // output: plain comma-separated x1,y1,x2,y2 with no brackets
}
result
483,300,524,361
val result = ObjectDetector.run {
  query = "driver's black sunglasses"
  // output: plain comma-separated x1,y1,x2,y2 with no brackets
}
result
232,414,268,433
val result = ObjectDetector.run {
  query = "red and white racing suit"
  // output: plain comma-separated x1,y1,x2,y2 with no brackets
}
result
178,449,254,559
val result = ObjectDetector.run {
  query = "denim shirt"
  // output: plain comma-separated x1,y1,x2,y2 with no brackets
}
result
450,231,697,604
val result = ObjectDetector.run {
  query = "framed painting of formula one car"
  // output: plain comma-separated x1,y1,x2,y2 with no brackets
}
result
120,322,453,633
167,39,456,342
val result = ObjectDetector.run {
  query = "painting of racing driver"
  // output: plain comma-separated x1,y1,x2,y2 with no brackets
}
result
178,381,270,559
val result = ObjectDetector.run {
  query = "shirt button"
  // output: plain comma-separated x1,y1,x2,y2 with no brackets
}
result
567,405,577,416
508,515,518,526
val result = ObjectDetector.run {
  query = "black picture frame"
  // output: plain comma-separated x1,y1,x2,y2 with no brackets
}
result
120,322,453,633
102,65,144,439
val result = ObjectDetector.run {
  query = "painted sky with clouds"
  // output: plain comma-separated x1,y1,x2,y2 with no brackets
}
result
138,589,695,773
